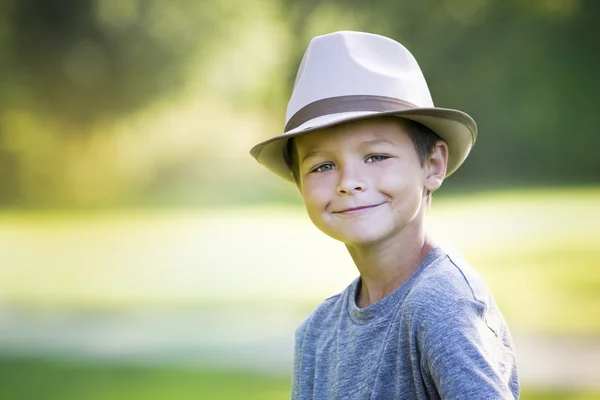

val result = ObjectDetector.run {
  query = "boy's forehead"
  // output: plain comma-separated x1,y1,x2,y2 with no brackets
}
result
294,118,410,152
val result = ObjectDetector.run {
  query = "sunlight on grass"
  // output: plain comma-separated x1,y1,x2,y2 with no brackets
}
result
0,187,598,334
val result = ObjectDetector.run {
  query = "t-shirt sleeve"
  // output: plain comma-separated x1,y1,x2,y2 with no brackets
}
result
421,297,516,399
291,318,308,399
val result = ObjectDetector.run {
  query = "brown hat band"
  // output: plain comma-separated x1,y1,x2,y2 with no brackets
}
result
284,95,418,132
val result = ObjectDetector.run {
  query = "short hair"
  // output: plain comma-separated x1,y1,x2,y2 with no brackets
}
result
284,117,443,184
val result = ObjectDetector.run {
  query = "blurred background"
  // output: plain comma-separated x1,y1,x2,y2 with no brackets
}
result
0,0,598,399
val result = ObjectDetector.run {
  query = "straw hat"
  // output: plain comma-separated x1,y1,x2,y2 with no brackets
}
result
250,31,477,181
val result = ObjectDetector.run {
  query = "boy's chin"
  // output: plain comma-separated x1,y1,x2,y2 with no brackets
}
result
323,228,393,248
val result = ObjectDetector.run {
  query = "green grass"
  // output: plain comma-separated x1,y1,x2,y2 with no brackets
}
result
0,186,598,335
0,358,290,400
0,187,598,397
0,357,597,400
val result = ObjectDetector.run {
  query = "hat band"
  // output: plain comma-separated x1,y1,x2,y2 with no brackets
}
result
284,95,418,132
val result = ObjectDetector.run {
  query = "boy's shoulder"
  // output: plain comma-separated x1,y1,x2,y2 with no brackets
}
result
405,245,504,336
408,246,492,307
294,286,350,339
295,246,501,337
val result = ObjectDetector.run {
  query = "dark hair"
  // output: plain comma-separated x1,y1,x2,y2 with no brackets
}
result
284,117,443,184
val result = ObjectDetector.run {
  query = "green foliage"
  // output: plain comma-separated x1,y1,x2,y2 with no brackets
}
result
2,0,218,124
0,0,598,207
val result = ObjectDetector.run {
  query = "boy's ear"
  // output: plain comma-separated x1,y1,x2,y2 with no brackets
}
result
425,140,449,192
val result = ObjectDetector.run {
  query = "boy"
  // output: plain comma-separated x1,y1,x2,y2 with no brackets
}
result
250,31,519,399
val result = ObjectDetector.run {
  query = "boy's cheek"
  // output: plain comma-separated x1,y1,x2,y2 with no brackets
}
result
301,177,332,198
302,194,327,213
302,189,334,218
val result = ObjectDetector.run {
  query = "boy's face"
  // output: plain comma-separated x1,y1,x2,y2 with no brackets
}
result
294,118,446,247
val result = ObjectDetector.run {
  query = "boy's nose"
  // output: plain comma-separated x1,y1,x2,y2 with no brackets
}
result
336,169,368,195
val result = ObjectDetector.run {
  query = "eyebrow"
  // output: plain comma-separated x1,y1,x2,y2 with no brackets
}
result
361,138,397,147
301,150,323,164
300,138,397,163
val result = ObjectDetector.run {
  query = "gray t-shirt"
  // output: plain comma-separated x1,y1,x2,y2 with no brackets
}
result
292,247,519,399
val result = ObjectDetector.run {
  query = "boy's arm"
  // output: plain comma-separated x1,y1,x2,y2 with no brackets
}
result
291,335,302,399
421,297,519,399
291,319,309,400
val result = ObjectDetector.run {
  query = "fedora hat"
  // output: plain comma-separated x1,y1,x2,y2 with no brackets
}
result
250,31,477,181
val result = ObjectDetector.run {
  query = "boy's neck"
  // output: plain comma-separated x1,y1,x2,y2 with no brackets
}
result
347,222,435,309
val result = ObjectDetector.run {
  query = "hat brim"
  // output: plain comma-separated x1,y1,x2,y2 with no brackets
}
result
250,107,477,182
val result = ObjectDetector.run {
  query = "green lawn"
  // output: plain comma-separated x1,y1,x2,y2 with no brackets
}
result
0,187,599,399
0,357,598,400
0,357,290,400
0,186,598,334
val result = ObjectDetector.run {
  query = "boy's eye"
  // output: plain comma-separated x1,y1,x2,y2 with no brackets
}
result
366,155,389,163
311,163,335,173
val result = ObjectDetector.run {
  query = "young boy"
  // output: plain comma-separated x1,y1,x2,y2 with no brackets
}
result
250,31,519,399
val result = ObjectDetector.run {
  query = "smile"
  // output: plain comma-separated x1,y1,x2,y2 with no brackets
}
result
333,202,385,215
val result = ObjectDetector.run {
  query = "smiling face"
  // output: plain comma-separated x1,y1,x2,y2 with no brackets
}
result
294,117,447,247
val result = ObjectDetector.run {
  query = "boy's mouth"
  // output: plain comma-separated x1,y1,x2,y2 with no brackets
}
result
333,202,385,215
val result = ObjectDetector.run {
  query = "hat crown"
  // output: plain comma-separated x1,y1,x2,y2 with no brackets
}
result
286,31,434,123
